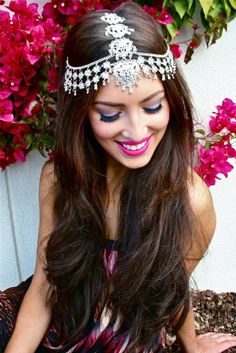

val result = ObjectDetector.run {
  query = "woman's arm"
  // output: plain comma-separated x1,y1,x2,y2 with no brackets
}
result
172,172,236,353
4,161,56,353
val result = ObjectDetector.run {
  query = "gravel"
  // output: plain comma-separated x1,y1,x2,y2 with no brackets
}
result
166,289,236,352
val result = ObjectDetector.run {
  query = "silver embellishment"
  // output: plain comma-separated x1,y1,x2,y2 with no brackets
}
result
64,12,176,95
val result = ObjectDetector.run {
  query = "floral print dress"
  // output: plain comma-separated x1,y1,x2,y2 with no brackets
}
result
0,240,166,353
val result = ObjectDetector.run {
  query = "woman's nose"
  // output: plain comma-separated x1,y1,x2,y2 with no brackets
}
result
122,113,148,141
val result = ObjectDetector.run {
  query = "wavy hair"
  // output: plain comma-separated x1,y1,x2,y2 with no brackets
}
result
45,2,197,351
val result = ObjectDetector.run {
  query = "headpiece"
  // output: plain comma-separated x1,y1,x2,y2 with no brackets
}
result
64,12,176,95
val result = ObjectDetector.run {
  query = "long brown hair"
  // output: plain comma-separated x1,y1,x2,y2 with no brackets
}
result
45,2,197,351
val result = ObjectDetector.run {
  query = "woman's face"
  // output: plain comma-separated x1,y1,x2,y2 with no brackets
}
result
88,75,170,174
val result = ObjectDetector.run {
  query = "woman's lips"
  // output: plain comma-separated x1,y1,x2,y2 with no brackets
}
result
116,135,152,156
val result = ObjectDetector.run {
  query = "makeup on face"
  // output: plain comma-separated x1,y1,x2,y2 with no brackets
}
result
93,89,165,123
88,76,170,172
116,134,153,156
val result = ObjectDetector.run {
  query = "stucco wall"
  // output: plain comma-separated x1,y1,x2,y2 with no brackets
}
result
0,5,236,292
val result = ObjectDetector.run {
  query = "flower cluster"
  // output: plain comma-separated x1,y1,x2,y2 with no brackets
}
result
0,0,63,168
195,99,236,186
0,0,235,187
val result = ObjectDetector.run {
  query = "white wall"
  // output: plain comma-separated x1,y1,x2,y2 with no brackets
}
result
0,7,236,292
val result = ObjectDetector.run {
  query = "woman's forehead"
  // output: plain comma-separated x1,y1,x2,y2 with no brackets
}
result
93,75,165,106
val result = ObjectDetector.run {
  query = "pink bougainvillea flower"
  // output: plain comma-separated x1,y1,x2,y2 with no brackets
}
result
0,100,14,122
0,153,16,169
0,88,12,100
0,47,31,91
220,98,236,115
56,0,78,16
156,6,173,25
0,150,6,159
43,18,63,45
48,151,55,160
47,67,59,93
24,25,48,65
0,119,31,168
0,9,10,29
209,113,228,132
143,5,158,17
195,142,236,186
7,122,31,136
42,2,56,19
13,91,38,117
209,98,236,133
170,44,183,59
143,5,173,25
7,0,39,24
13,148,26,163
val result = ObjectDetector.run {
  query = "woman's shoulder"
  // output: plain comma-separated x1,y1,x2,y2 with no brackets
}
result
188,170,216,247
187,170,214,219
39,161,57,202
185,170,216,273
40,160,55,181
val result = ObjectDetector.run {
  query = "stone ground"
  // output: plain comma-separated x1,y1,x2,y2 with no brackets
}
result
166,290,236,352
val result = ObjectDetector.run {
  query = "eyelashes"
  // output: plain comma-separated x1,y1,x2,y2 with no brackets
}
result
100,112,121,123
144,104,162,114
99,104,163,123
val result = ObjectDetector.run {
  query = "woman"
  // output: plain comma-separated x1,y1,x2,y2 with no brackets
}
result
1,3,236,353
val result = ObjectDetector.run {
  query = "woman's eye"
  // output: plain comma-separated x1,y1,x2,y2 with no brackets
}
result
144,104,162,114
100,112,121,122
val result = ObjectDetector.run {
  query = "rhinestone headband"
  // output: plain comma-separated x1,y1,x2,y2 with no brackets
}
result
64,12,176,95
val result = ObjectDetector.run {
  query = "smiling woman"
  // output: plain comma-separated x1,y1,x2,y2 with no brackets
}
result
1,2,236,353
88,77,169,172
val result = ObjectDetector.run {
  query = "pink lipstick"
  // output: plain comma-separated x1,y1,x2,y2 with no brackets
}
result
116,135,152,156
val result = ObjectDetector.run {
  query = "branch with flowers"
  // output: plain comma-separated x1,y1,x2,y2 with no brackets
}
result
0,0,236,187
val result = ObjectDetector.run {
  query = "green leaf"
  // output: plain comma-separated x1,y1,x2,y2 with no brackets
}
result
198,0,214,17
222,21,228,31
163,0,170,7
200,9,211,29
211,26,224,44
39,80,48,94
186,0,195,12
196,129,206,135
229,0,236,9
26,134,34,145
173,0,187,18
204,32,211,47
207,3,226,22
229,8,236,21
44,41,54,47
216,134,222,140
204,142,212,149
40,134,54,145
188,0,197,16
38,149,48,158
166,22,178,40
222,0,232,17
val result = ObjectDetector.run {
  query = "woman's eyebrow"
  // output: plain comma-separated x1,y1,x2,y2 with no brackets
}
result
141,90,165,103
93,90,165,107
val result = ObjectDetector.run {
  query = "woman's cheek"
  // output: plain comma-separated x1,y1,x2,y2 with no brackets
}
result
90,120,119,140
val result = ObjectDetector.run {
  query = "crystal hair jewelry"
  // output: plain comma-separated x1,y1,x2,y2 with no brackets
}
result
64,12,176,95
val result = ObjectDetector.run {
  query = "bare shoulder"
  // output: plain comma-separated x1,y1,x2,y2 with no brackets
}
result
40,160,55,188
39,161,56,201
186,171,216,273
31,161,57,287
36,161,56,264
188,170,216,227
